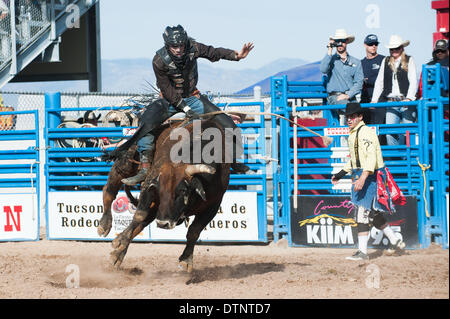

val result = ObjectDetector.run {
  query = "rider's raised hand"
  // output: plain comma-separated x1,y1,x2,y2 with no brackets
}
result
236,42,254,60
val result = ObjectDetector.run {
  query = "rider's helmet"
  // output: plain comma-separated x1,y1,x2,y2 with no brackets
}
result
163,25,188,48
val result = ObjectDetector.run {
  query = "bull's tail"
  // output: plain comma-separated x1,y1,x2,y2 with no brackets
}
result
124,184,139,207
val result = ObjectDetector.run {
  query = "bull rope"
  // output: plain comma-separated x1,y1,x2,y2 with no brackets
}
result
111,108,334,166
178,110,334,147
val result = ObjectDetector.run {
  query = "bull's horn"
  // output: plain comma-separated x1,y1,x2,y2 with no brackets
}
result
185,164,216,176
146,174,160,190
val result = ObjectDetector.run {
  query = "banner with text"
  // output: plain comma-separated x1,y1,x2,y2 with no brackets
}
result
0,194,39,241
150,191,259,242
47,191,150,241
47,191,260,242
290,196,419,248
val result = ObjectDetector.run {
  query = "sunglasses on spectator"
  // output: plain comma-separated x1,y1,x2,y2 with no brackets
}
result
366,43,378,47
334,39,347,44
389,46,402,51
435,49,446,54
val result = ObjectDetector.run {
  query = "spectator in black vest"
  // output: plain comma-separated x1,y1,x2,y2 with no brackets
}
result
371,35,418,146
361,34,385,127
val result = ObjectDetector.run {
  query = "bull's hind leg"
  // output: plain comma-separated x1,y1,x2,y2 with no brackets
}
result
110,190,156,268
179,203,220,273
98,150,139,237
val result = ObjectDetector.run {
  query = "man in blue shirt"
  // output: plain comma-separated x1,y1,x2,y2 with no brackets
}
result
320,29,364,108
361,34,385,125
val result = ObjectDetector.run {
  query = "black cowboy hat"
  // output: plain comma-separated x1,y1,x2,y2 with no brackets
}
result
344,103,366,116
83,110,101,123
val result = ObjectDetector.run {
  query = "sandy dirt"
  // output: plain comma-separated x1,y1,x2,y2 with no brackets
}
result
0,229,448,300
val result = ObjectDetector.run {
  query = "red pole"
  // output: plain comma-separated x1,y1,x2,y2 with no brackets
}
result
406,130,410,148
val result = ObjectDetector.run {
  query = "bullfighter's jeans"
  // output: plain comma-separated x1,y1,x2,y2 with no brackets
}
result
137,96,205,154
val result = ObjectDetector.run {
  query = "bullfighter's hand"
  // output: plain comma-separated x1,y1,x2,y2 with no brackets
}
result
352,172,368,192
331,176,339,185
352,178,365,191
236,42,254,60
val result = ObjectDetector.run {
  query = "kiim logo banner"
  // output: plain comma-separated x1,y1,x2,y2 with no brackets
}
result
291,196,419,248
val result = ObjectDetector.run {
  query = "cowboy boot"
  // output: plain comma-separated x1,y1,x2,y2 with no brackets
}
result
121,151,153,186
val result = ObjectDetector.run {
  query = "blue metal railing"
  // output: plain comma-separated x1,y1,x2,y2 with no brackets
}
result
271,65,449,248
420,64,449,249
44,95,268,242
0,109,40,241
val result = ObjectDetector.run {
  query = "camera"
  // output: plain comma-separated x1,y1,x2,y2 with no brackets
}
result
330,42,343,48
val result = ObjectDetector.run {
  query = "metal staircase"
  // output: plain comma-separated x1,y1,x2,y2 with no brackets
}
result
0,0,98,88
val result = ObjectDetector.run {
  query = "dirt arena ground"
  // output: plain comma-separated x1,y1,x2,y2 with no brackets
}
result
0,229,448,300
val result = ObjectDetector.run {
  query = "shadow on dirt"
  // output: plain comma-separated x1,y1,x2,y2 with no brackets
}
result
185,262,285,285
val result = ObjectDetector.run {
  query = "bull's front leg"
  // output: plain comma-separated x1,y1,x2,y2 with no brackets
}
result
98,152,138,237
179,203,220,273
110,190,156,268
98,169,123,237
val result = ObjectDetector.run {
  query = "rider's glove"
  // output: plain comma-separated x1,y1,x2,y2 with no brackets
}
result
177,100,199,120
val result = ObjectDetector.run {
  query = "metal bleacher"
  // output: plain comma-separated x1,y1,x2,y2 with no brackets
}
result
0,0,98,88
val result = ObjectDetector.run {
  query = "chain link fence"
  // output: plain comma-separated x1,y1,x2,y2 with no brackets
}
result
0,90,275,225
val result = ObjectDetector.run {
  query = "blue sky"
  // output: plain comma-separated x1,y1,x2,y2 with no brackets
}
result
100,0,437,69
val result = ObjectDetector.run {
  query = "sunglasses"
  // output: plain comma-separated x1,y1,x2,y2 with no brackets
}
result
334,39,347,44
389,46,402,51
435,49,446,54
366,43,378,47
346,113,361,120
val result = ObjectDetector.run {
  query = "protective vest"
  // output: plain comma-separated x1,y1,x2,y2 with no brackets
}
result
156,40,198,97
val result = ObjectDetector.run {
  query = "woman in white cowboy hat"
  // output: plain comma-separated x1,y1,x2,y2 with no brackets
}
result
371,35,418,146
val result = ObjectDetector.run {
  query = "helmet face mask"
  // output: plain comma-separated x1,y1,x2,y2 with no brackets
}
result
163,25,188,48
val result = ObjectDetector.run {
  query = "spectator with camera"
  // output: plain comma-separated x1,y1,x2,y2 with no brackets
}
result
371,35,418,146
320,29,363,146
320,29,364,105
320,29,364,126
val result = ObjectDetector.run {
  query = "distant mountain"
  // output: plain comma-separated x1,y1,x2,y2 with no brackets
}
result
2,57,309,94
236,61,323,94
198,57,308,93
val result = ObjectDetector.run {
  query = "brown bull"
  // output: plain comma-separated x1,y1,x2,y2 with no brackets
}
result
98,119,232,272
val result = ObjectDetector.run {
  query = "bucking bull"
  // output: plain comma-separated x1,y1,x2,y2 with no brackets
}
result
97,117,234,272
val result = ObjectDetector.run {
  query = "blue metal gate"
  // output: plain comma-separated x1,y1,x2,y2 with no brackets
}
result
0,108,40,241
271,64,448,249
43,93,268,243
